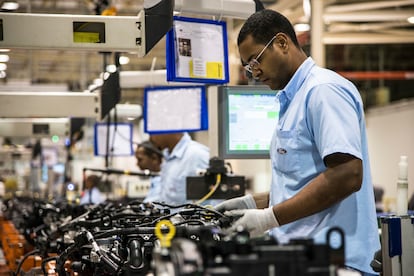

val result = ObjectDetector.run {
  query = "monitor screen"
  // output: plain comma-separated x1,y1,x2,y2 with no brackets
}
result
218,85,279,159
94,122,134,156
143,85,208,134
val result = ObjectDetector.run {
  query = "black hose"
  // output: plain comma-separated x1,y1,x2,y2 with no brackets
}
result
41,256,58,275
14,249,41,276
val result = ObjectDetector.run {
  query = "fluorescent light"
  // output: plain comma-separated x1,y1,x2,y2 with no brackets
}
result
0,55,9,62
109,104,142,121
408,16,414,24
0,63,7,71
119,56,130,65
174,0,255,19
294,23,310,32
0,49,10,52
1,2,19,10
106,64,117,73
120,70,204,88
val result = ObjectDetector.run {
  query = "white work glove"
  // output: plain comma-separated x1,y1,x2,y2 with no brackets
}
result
214,194,257,213
223,207,280,238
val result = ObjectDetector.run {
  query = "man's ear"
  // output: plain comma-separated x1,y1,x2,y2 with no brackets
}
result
276,33,288,50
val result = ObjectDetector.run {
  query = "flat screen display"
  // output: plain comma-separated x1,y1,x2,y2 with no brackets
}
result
218,85,279,159
94,122,133,156
143,85,208,134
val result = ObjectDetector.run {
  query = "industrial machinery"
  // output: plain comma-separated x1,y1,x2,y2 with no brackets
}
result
0,195,347,276
0,0,174,121
186,157,246,202
152,226,345,276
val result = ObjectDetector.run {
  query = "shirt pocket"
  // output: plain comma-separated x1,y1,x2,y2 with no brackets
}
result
272,129,299,174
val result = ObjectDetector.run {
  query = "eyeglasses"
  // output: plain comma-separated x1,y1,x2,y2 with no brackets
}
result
244,35,277,73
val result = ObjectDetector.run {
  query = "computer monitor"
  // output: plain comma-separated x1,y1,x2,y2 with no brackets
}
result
143,85,208,134
94,122,134,156
218,85,279,159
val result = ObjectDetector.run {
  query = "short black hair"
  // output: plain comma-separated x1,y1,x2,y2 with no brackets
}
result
138,140,163,159
238,9,300,48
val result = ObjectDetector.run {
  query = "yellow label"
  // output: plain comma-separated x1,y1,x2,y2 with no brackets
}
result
189,61,224,79
73,32,100,43
206,61,223,79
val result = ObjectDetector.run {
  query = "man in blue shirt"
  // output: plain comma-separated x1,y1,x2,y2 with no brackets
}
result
215,9,380,275
80,174,105,205
150,132,210,205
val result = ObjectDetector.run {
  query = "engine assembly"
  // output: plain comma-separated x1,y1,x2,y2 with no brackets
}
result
0,196,345,276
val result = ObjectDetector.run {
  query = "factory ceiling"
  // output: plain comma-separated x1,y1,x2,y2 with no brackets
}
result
0,0,413,105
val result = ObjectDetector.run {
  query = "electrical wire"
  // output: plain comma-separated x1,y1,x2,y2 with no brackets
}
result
41,256,58,276
195,174,221,205
225,162,233,174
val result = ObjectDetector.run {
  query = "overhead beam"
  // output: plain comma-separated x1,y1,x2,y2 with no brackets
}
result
0,0,174,55
0,92,100,119
120,70,204,88
324,10,414,23
174,0,256,19
0,118,70,137
323,31,414,44
325,0,414,13
0,12,146,54
327,21,413,33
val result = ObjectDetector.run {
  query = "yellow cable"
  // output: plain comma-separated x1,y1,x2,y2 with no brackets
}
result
195,174,221,205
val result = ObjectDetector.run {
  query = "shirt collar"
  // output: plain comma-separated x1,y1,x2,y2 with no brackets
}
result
164,132,190,160
278,57,315,102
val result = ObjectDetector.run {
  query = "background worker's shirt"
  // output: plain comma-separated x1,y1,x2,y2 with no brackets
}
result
158,133,210,205
80,187,105,205
143,175,161,203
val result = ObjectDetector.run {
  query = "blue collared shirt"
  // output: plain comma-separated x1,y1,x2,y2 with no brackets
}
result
143,175,161,203
80,187,105,205
158,133,210,205
269,57,380,274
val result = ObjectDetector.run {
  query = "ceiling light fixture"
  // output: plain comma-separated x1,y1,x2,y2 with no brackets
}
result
0,54,10,63
119,56,130,65
106,64,117,73
1,1,19,11
294,23,310,32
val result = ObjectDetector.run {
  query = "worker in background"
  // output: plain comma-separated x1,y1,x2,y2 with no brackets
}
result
80,174,105,205
135,140,163,203
149,132,209,206
215,9,380,276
